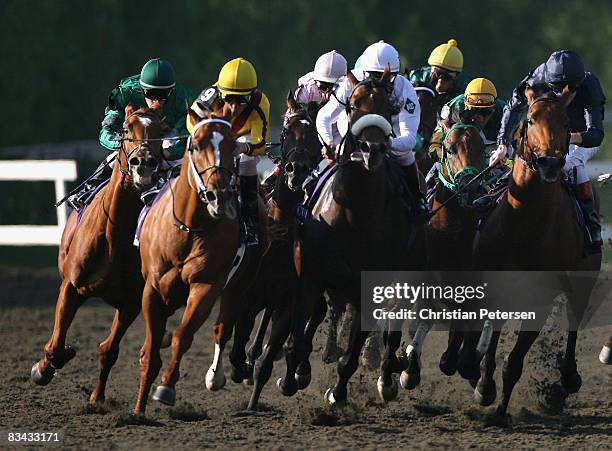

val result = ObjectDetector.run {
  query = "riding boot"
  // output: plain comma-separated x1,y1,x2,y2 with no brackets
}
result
68,158,114,209
577,181,602,246
240,175,260,246
402,162,431,224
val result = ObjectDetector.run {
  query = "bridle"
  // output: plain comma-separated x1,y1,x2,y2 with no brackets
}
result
185,117,237,204
515,96,568,174
117,110,164,176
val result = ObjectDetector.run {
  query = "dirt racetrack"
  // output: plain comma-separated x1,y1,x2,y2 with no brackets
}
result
1,269,611,450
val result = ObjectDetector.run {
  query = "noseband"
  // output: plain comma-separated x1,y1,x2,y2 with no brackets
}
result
118,111,164,176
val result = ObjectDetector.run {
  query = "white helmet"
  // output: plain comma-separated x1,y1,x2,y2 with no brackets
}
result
313,50,348,84
361,40,400,73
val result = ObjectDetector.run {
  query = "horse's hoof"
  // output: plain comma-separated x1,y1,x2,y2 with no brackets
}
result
230,366,251,384
152,385,176,406
295,371,311,390
30,361,55,386
205,369,226,391
468,378,478,389
474,377,496,406
399,349,421,390
439,350,457,376
242,376,254,386
377,376,398,403
276,377,298,397
161,329,172,349
599,345,611,364
324,386,346,406
457,346,480,381
561,370,582,394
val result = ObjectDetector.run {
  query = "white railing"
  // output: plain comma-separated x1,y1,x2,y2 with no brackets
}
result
0,160,77,245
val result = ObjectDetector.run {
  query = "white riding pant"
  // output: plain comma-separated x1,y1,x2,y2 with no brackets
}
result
563,144,599,184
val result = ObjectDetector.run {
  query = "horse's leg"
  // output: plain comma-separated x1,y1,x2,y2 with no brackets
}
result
324,307,369,406
456,323,483,381
474,330,501,406
439,320,464,376
399,320,431,390
601,328,612,364
154,283,220,402
246,307,272,367
134,282,166,415
89,296,140,404
277,281,322,397
229,300,260,384
322,291,344,363
31,281,82,385
378,326,406,402
496,321,542,416
295,294,327,390
248,305,291,410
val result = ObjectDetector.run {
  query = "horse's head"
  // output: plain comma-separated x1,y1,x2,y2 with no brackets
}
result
440,123,487,206
342,67,398,172
119,104,165,191
281,92,321,191
518,90,569,183
186,103,238,219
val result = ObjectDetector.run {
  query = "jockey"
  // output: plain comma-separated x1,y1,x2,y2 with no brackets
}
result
429,77,505,162
288,50,347,116
188,57,270,246
490,50,606,245
69,58,194,209
409,39,472,114
316,40,430,223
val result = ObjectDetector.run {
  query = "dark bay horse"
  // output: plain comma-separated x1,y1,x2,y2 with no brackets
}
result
228,94,321,385
401,122,490,390
31,106,165,405
414,85,438,175
276,69,427,405
472,91,602,416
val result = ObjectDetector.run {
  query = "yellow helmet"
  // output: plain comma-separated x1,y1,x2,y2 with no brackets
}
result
464,77,497,108
217,57,257,95
427,39,463,72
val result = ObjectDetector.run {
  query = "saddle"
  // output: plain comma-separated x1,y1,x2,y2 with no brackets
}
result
295,163,338,225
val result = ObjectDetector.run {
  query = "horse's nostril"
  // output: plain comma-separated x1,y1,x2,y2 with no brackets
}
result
129,157,141,166
285,163,295,174
205,190,217,202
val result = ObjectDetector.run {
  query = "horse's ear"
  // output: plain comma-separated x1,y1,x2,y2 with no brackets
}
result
287,89,298,111
524,87,536,105
347,70,359,88
381,64,391,84
125,102,134,117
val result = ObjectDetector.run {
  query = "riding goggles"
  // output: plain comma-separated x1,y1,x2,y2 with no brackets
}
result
143,88,173,101
431,67,456,81
221,93,251,104
464,93,496,108
547,80,582,95
315,80,335,93
364,71,397,84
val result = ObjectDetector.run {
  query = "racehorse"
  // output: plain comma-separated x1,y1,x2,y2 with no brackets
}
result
401,122,490,390
31,106,165,405
472,90,602,416
133,101,268,415
276,68,427,406
228,94,322,394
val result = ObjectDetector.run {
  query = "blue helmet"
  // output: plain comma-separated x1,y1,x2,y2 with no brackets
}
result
544,50,585,87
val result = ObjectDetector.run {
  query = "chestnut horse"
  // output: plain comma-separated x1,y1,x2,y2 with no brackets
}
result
472,91,602,416
401,123,490,390
31,106,165,405
276,69,427,406
133,104,267,415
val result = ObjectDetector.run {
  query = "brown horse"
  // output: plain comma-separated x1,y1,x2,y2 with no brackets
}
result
31,106,165,405
133,103,267,415
275,68,427,406
400,122,490,390
472,91,602,416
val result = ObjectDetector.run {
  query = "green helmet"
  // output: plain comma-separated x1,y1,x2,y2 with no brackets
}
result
139,58,176,91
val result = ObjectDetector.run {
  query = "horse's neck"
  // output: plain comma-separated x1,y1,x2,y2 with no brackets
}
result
173,162,214,227
431,185,476,232
270,177,302,225
103,166,142,236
